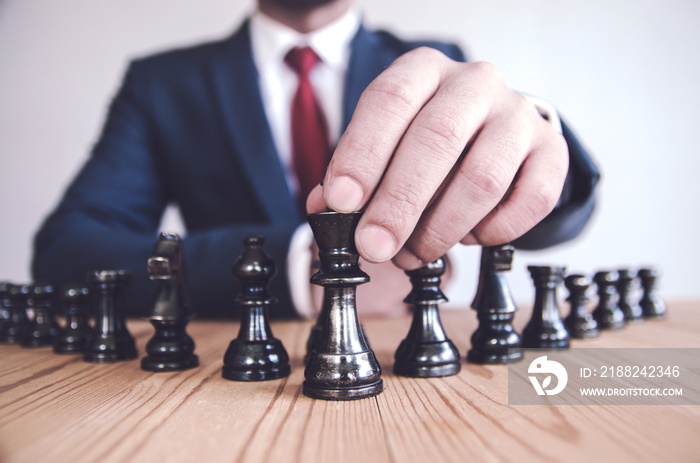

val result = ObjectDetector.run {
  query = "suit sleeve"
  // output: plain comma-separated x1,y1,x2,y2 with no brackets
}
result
32,65,300,319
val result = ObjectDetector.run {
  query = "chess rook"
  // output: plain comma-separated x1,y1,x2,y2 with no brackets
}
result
564,274,600,338
639,267,666,319
0,284,29,344
522,266,570,349
84,270,137,363
303,211,383,401
53,284,91,354
592,271,626,330
21,284,59,348
467,245,523,364
616,269,643,322
394,257,460,377
222,236,290,381
142,233,199,372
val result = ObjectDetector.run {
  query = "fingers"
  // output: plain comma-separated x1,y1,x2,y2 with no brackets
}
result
322,47,450,215
393,95,566,267
324,50,503,263
462,130,568,246
306,184,325,214
318,48,569,268
355,84,492,262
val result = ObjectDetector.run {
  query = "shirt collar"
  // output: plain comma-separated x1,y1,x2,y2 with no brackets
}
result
250,7,361,71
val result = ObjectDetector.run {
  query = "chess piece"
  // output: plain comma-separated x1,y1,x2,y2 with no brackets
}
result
142,233,198,372
394,257,460,377
616,269,643,322
522,266,570,349
222,236,290,381
84,270,137,362
592,271,626,329
303,211,383,400
21,283,59,347
0,282,12,333
0,284,29,344
467,245,523,364
53,284,92,354
564,274,600,338
639,267,666,319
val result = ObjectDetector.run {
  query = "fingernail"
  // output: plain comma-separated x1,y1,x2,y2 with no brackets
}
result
393,248,425,270
357,225,396,262
325,176,364,212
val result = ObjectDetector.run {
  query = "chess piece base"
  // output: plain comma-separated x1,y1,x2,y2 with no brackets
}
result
222,363,290,381
20,338,53,348
20,324,57,348
565,316,600,339
393,362,460,378
142,354,199,372
53,331,90,354
84,349,138,363
467,348,523,364
642,310,666,320
303,379,384,401
222,339,290,382
0,331,21,344
568,329,601,339
621,307,644,322
0,322,25,344
53,343,85,354
83,334,138,363
522,339,570,350
304,350,383,400
595,319,626,330
394,339,461,377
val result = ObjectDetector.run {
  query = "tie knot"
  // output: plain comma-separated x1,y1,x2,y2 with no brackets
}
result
285,46,320,77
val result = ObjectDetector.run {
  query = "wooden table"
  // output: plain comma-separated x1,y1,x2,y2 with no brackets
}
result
1,301,699,463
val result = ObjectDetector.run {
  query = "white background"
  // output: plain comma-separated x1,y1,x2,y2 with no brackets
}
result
1,0,698,306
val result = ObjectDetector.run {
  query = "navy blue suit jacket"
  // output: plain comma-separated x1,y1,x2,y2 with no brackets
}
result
32,21,599,318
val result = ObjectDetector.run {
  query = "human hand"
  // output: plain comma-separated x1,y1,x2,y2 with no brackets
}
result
307,47,568,270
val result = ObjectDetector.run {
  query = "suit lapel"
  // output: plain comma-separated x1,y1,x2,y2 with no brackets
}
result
342,25,397,131
208,21,300,223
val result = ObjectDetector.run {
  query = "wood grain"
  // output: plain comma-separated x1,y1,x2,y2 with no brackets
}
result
1,301,699,463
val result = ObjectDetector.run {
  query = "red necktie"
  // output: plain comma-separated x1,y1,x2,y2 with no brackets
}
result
285,46,331,205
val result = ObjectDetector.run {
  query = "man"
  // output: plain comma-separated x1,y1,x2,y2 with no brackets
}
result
32,0,598,318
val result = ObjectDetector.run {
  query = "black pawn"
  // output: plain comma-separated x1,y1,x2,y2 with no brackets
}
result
21,284,59,347
394,257,460,377
222,236,290,381
639,267,666,319
522,266,570,349
53,285,92,354
303,211,383,401
592,271,626,330
142,233,198,372
564,274,600,338
84,270,137,362
467,245,523,364
617,269,643,322
0,284,29,344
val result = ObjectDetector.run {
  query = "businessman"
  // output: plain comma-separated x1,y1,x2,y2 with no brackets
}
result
32,0,599,318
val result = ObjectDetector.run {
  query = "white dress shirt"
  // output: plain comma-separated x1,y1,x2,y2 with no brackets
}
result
249,8,361,197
